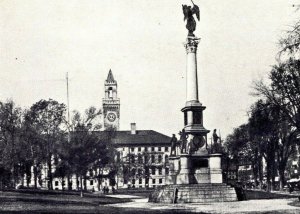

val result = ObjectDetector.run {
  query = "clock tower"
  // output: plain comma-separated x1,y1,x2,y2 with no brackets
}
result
102,69,120,130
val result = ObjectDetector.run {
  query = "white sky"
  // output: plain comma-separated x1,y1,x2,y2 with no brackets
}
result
0,0,299,139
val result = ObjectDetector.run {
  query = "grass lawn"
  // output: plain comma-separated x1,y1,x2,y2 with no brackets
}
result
288,198,300,207
0,190,187,214
0,191,131,213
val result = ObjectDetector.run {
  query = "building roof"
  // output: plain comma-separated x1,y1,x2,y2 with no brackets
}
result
96,130,171,146
106,69,116,83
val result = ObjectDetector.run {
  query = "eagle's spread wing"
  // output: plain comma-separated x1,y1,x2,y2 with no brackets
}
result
192,4,200,21
182,5,188,21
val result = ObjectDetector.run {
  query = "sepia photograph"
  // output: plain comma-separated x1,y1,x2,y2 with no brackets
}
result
0,0,300,213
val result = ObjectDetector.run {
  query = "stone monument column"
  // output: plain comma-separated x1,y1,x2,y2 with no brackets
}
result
185,38,199,105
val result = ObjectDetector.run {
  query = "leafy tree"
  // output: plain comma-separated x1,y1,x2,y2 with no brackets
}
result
255,59,300,132
59,107,115,196
252,16,300,190
0,100,23,187
21,109,46,189
26,99,66,190
276,117,299,189
53,158,69,190
278,17,300,59
248,100,280,191
224,124,262,184
92,127,116,191
55,138,73,190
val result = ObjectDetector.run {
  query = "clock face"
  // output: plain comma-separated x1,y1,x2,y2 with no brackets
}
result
107,112,116,122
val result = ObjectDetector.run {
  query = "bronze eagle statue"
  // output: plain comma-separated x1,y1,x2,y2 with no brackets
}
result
182,0,200,37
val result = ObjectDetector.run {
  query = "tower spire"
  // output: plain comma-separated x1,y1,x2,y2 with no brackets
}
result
106,69,116,83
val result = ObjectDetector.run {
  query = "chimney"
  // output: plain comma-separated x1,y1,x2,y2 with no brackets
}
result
131,123,136,135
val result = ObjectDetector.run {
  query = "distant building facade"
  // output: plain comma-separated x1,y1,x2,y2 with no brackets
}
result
113,124,171,189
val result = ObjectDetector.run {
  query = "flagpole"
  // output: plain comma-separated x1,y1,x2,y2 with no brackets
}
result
66,72,70,142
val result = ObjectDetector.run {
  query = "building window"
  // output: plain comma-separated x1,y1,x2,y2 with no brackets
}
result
166,168,169,175
151,154,155,163
152,179,156,184
158,147,161,151
151,147,155,152
54,156,59,165
132,179,136,184
55,181,59,186
138,168,143,176
159,179,163,184
139,178,142,184
130,154,135,164
138,147,141,152
158,155,162,163
165,146,169,152
138,154,143,164
165,155,169,164
131,168,136,177
145,167,149,176
145,178,149,184
108,87,113,98
158,167,162,175
145,147,148,152
151,167,156,175
90,180,94,185
131,147,134,152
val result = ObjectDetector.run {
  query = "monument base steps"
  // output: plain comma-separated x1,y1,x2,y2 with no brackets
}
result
149,183,237,203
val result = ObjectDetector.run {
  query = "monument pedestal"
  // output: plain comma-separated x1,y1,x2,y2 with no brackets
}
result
167,153,223,185
149,153,237,203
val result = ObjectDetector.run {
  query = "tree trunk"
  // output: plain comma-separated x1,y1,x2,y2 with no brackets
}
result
83,176,87,191
11,166,15,188
62,177,65,191
97,176,101,191
47,155,53,190
76,174,79,191
67,175,71,190
278,161,287,190
26,175,30,187
33,165,38,189
80,175,83,197
266,159,271,192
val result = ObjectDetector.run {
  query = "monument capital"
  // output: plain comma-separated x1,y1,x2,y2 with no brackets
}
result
185,37,200,54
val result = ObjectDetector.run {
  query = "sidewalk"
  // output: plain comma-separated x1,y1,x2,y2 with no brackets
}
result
106,195,300,213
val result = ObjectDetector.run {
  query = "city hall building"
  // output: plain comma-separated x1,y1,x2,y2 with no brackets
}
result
101,70,172,189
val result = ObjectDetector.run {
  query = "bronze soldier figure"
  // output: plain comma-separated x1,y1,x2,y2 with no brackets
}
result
179,129,188,154
170,134,178,156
